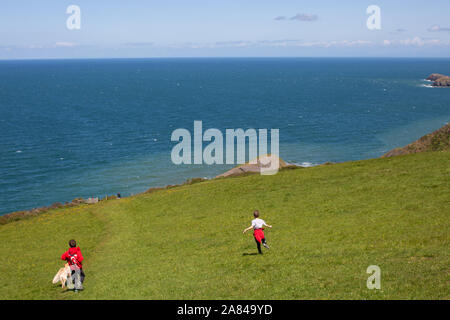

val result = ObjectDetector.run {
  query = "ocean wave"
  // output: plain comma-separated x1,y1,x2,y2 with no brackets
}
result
292,161,318,168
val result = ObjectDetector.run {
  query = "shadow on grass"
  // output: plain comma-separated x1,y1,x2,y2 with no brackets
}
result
242,252,259,256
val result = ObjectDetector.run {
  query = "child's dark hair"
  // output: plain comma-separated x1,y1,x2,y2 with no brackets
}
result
69,239,77,248
253,210,259,218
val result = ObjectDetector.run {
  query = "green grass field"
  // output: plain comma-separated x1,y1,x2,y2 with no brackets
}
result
0,151,449,300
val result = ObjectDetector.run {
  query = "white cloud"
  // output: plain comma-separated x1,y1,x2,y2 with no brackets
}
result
164,39,373,49
169,37,450,49
54,42,77,48
122,42,155,48
27,44,45,49
382,37,450,47
290,13,318,22
400,37,425,46
275,13,318,22
297,40,372,48
428,25,450,32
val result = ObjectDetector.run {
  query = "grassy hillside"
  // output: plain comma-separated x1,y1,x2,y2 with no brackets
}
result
383,123,449,157
0,151,449,300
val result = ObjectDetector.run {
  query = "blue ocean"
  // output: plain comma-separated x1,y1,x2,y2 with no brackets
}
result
1,58,449,215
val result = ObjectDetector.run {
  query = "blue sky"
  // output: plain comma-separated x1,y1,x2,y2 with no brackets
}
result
1,0,450,59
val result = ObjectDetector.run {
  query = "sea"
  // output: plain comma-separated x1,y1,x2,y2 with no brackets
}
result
1,58,449,215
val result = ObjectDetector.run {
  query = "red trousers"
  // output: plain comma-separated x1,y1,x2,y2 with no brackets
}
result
253,228,265,243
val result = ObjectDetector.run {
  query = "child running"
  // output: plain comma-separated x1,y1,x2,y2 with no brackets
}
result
61,239,85,291
243,210,272,254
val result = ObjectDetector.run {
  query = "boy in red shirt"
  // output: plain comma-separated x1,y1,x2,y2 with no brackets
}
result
243,210,272,254
61,239,85,290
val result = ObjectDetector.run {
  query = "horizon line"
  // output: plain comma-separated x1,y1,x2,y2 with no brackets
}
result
2,56,450,62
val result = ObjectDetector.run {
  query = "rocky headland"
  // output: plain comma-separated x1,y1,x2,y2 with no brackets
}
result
426,73,450,87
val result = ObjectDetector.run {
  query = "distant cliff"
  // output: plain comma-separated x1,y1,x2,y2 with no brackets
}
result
382,123,450,158
426,73,450,87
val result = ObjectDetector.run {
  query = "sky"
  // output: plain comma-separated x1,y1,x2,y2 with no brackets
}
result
1,0,450,59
